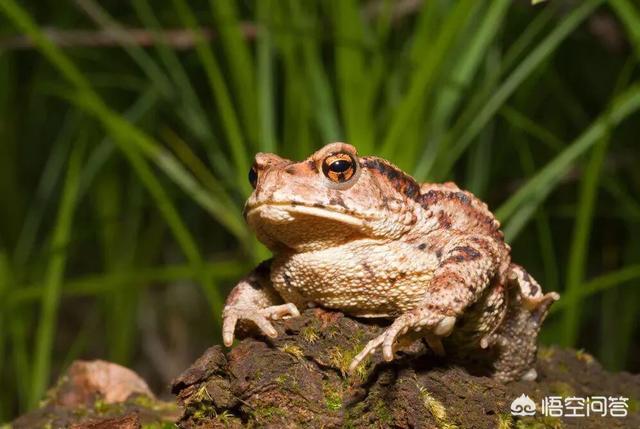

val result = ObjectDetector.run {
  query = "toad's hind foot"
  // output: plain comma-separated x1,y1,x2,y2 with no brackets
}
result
491,268,559,382
348,310,456,374
509,263,559,311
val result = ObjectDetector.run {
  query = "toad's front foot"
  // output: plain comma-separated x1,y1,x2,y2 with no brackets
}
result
222,303,300,347
348,310,456,374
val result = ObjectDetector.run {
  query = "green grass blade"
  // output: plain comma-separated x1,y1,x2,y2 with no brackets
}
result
160,127,242,214
13,113,75,267
70,91,248,244
209,0,258,147
78,88,159,199
549,265,640,314
500,3,556,74
561,133,610,346
497,83,640,227
270,2,313,158
256,0,277,153
29,136,85,408
0,250,8,395
610,0,640,58
332,0,372,151
0,4,244,241
172,0,250,192
7,261,246,307
510,133,560,293
432,0,604,177
131,0,216,143
560,52,636,347
73,0,174,98
0,0,229,325
294,1,342,143
499,105,564,151
380,0,475,159
416,0,510,179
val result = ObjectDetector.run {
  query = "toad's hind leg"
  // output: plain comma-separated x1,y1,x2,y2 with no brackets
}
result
490,265,559,381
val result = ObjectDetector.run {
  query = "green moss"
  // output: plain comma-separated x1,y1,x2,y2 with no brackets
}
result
343,399,367,427
515,416,563,429
327,345,370,379
326,325,340,338
548,381,574,398
497,413,513,429
325,389,342,411
278,344,304,360
93,399,124,415
215,410,236,425
71,405,88,418
417,385,459,429
300,326,320,343
93,399,108,414
274,374,289,385
251,405,286,422
186,386,217,422
141,423,175,429
574,349,595,365
131,394,156,409
537,348,555,361
372,399,393,425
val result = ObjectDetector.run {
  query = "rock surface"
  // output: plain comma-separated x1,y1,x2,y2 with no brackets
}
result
10,309,640,428
171,308,640,429
11,360,178,429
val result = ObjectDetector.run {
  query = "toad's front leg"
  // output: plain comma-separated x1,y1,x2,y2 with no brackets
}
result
222,260,300,346
348,234,501,374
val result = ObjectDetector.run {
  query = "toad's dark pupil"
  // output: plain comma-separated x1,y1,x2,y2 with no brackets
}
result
329,159,352,173
248,167,258,188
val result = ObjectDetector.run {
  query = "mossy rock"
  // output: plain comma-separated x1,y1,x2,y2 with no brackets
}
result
170,308,640,428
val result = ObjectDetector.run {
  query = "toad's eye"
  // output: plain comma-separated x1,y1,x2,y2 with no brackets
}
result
248,165,258,189
322,152,356,183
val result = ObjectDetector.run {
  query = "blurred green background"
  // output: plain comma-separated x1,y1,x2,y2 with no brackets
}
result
1,0,639,420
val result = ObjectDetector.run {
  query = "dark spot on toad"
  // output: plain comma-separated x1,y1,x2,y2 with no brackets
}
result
362,262,375,278
329,196,349,209
418,243,427,250
283,273,292,288
437,210,452,229
451,245,482,261
361,158,421,201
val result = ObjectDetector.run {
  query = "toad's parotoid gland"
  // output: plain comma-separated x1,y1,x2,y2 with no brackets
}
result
222,142,559,382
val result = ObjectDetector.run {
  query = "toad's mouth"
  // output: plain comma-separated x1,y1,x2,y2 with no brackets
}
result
245,201,377,228
245,202,379,250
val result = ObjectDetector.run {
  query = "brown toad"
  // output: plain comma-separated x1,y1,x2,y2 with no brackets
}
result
222,143,559,381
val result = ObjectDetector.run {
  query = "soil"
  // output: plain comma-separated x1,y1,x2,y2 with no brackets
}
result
10,308,640,428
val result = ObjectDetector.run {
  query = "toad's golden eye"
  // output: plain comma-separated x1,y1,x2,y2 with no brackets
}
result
322,152,356,183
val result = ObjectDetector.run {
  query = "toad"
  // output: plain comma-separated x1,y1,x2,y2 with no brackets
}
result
222,143,559,381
